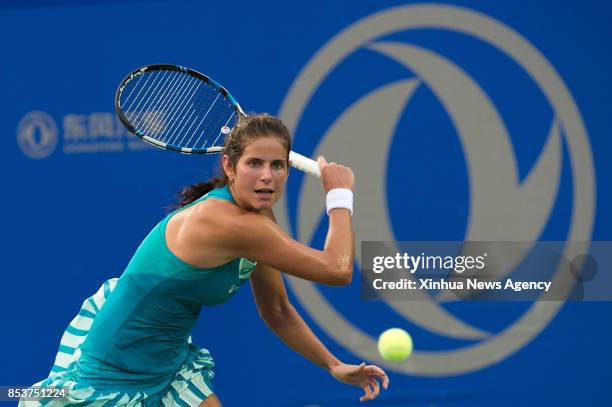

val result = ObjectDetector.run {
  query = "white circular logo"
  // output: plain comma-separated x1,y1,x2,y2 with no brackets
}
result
17,111,59,159
276,4,594,376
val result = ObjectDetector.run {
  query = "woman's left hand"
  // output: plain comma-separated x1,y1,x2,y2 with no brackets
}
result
330,362,389,402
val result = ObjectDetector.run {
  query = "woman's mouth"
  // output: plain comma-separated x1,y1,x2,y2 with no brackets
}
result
254,188,274,199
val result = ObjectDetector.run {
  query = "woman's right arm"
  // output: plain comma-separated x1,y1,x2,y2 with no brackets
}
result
219,159,355,286
230,208,353,286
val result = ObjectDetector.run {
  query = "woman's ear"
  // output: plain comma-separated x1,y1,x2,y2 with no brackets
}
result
221,155,234,181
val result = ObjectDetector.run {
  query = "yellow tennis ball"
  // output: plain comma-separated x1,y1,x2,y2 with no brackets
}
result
377,328,413,361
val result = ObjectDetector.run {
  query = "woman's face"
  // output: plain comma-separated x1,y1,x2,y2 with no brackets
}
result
223,136,289,212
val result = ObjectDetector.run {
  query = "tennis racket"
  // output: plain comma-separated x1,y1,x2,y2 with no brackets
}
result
115,64,320,177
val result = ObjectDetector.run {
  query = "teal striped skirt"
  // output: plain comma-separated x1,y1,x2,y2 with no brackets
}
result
19,279,216,406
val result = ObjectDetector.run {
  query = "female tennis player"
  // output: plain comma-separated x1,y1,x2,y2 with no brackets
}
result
21,114,388,406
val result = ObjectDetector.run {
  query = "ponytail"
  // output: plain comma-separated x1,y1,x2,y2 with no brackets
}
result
167,176,227,211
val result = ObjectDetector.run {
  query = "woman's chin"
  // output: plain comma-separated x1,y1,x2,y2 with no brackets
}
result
254,203,273,211
248,199,276,212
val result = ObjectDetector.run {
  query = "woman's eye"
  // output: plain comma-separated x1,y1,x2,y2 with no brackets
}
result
249,161,261,167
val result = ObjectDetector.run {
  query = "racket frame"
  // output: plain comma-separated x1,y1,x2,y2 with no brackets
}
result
115,64,245,154
115,64,320,177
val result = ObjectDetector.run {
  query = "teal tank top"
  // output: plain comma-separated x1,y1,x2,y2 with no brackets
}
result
78,185,257,389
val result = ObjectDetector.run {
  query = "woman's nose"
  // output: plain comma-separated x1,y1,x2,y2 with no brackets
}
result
260,165,272,180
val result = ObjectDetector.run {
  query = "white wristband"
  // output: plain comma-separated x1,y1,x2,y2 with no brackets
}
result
326,188,353,215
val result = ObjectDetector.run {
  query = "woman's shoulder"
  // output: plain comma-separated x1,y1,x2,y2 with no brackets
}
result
192,199,275,242
165,198,249,267
184,198,256,239
190,195,244,220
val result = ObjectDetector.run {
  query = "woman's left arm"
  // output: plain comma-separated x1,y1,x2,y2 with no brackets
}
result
250,262,388,402
250,210,389,402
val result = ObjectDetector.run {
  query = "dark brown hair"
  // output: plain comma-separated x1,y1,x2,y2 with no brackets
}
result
169,114,291,210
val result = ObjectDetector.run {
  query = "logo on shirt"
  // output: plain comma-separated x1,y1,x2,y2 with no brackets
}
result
228,258,257,294
238,258,257,280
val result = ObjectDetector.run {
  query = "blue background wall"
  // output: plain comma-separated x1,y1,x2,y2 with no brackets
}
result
2,1,611,405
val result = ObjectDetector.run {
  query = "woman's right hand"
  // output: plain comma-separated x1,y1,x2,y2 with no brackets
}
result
317,156,355,192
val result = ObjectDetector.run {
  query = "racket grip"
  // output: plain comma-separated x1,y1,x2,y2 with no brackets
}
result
289,151,321,178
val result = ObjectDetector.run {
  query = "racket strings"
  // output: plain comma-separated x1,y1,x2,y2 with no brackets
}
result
184,87,237,148
137,71,185,136
123,70,158,115
121,72,147,110
155,75,199,139
175,92,221,147
159,77,202,144
131,70,172,131
120,69,238,151
209,111,238,147
171,81,237,148
132,72,197,140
